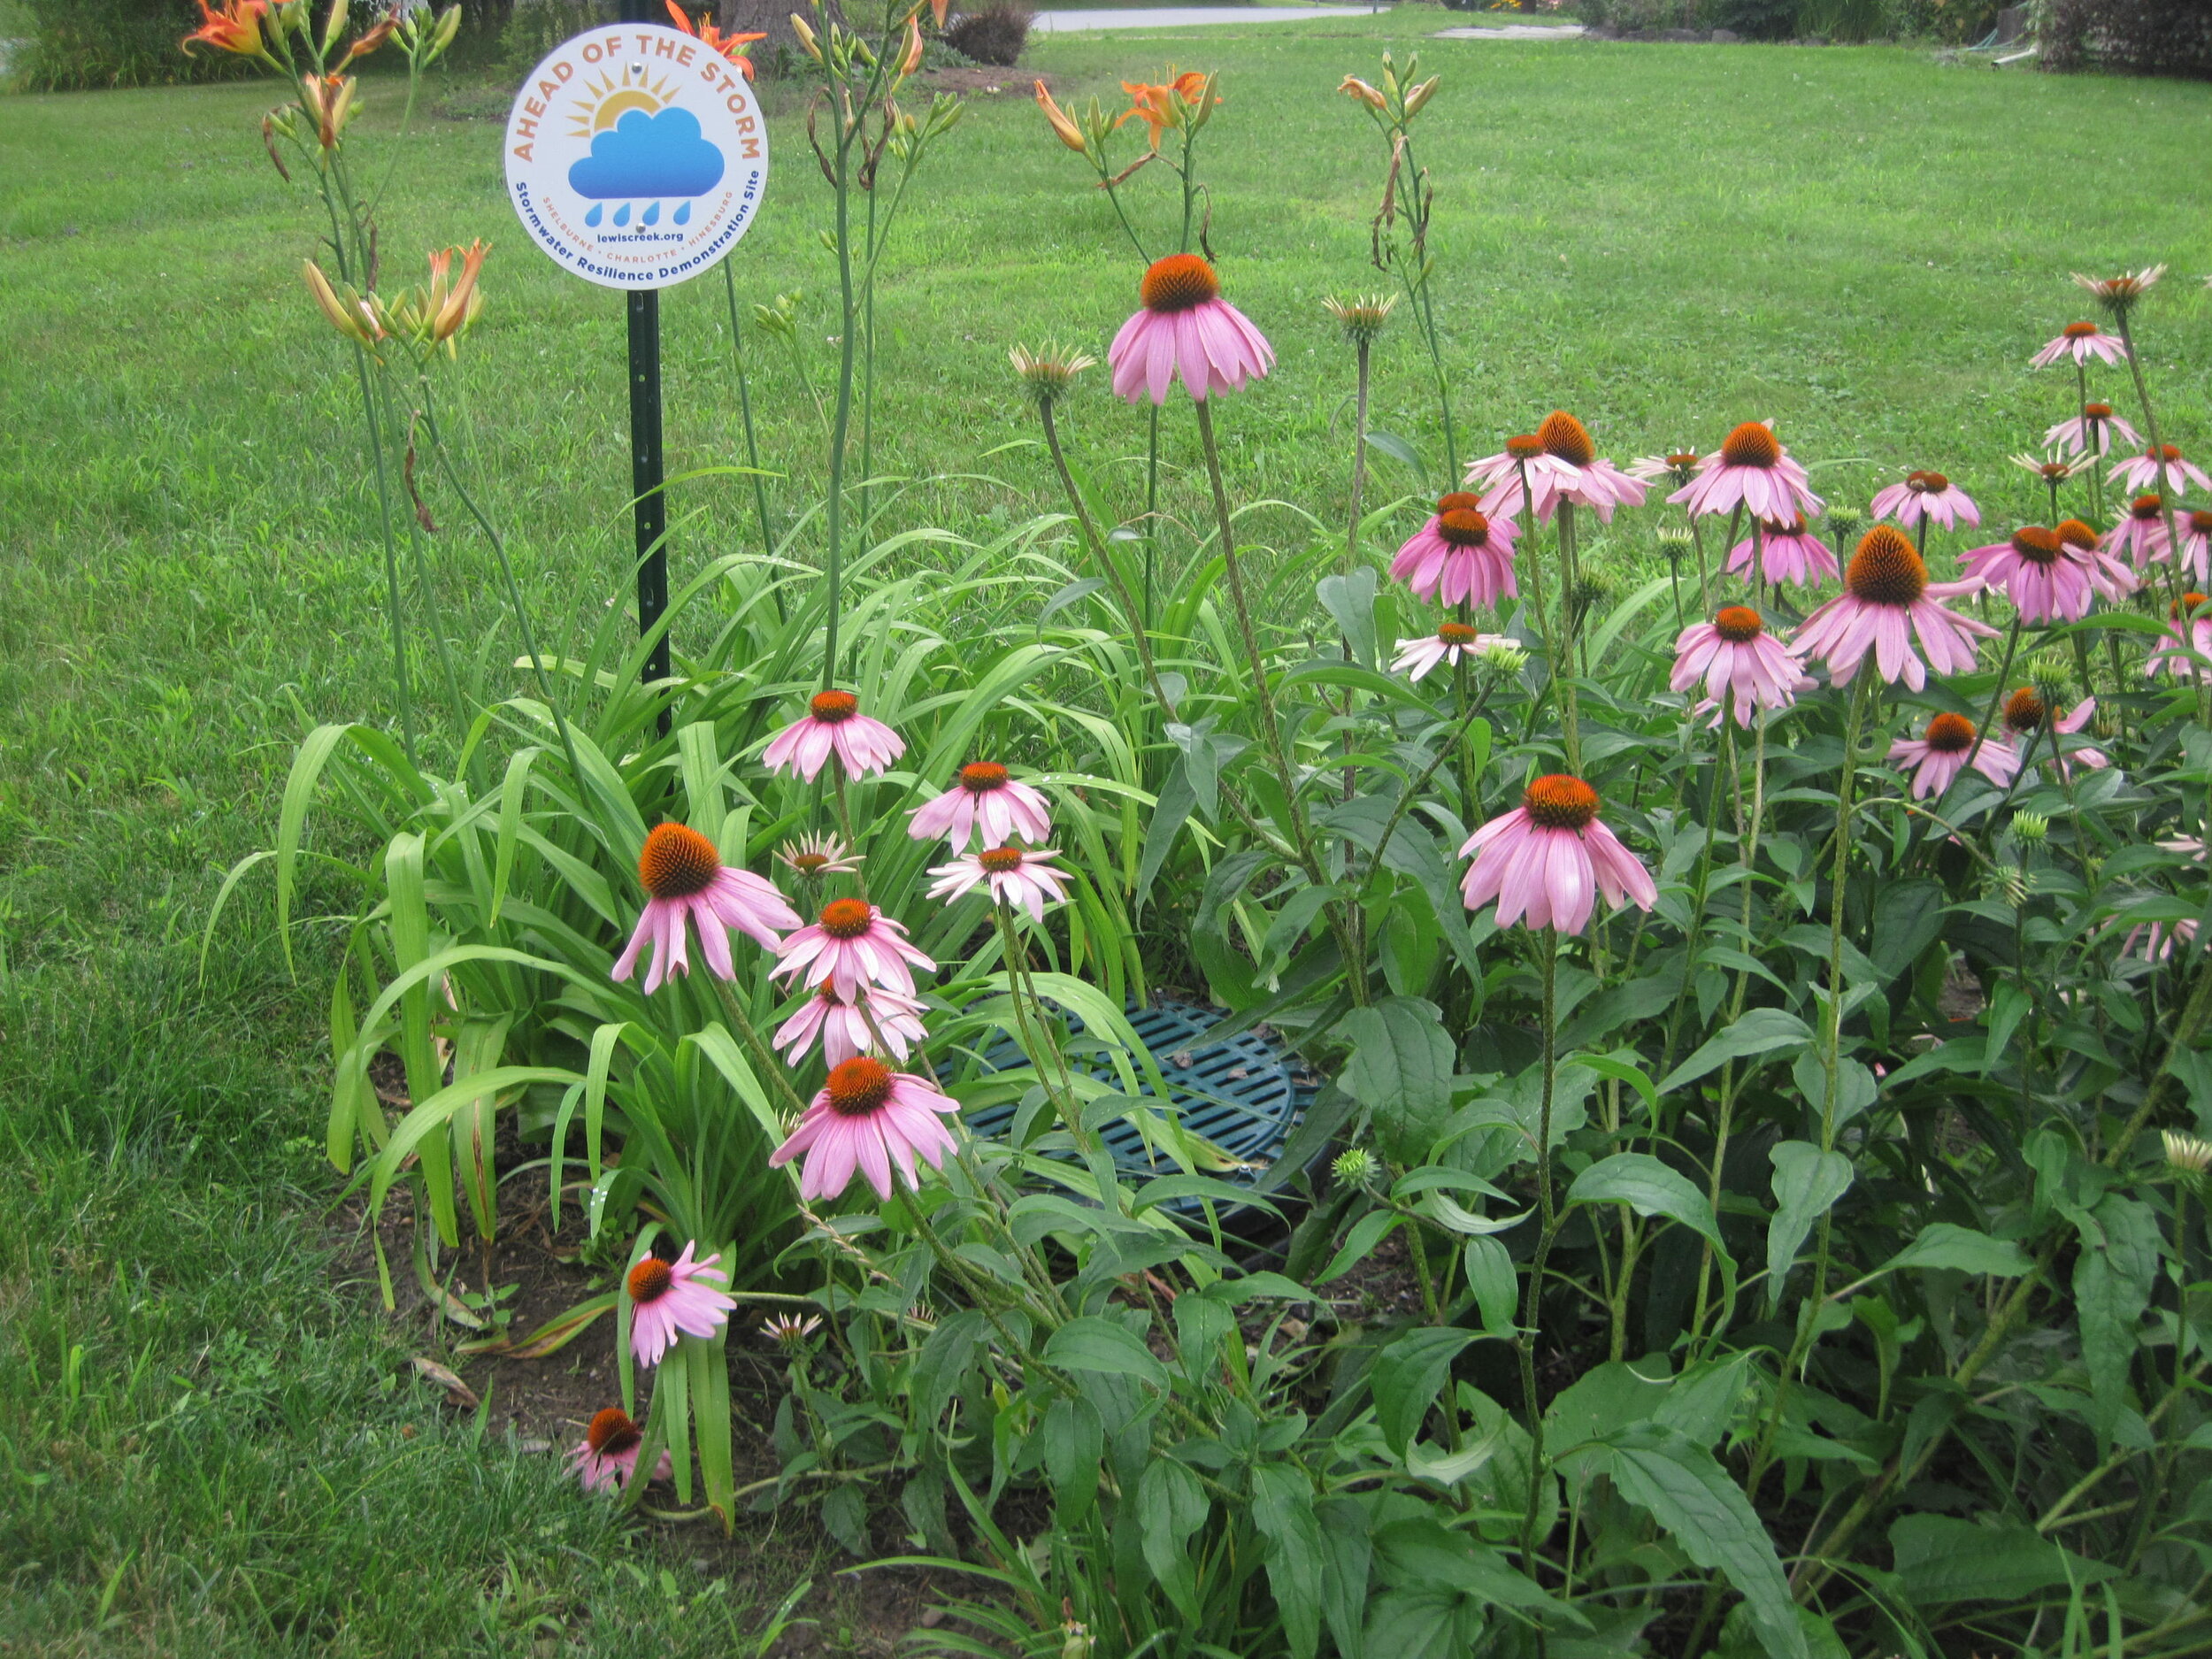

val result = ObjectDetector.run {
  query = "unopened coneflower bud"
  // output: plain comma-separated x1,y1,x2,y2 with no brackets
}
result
1992,863,2028,908
1322,291,1395,349
2013,810,2049,845
1826,505,1866,541
2163,1129,2212,1179
1480,641,1529,676
1332,1147,1374,1185
1009,342,1096,411
1656,524,1693,563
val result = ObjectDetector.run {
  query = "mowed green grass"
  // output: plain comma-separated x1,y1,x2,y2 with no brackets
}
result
2,16,2210,1652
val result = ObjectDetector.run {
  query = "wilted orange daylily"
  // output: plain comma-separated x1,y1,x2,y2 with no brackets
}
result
1338,74,1386,111
300,73,358,149
1035,81,1086,153
181,0,271,57
340,10,398,66
665,0,764,76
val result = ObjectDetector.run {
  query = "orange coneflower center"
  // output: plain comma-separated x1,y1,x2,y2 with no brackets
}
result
959,761,1010,795
1924,712,1978,753
638,822,720,900
978,845,1026,874
2084,403,2114,420
627,1257,673,1303
810,688,859,724
1668,450,1701,469
818,898,874,940
2010,526,2063,566
1845,526,1928,607
1764,515,1808,536
1437,506,1492,547
1139,253,1220,314
2004,687,2047,733
2133,494,2164,520
1505,434,1544,461
2056,518,2099,549
1714,606,1764,644
825,1056,894,1118
1524,773,1600,832
1720,422,1781,469
788,851,830,874
2154,444,2185,464
586,1407,641,1456
2177,593,2211,618
2039,462,2072,480
2063,321,2101,340
1536,411,1595,467
1908,470,1950,494
1438,621,1481,646
2192,511,2212,536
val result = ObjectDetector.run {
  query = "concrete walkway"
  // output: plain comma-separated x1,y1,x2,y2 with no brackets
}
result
1031,6,1381,32
1433,22,1586,36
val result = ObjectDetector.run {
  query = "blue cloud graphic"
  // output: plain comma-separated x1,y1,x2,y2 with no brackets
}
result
568,106,726,200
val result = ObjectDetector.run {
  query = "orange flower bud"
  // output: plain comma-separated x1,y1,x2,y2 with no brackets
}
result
1035,81,1085,153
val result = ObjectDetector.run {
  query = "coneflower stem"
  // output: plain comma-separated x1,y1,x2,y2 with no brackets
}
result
1556,502,1584,775
1517,925,1563,1576
1347,339,1372,574
1688,514,1713,615
2115,312,2205,725
1038,401,1174,718
709,978,810,1120
1964,618,2024,785
719,261,781,613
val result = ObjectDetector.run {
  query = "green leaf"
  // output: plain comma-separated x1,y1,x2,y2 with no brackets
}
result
1136,1456,1209,1620
912,1310,987,1424
1043,1317,1168,1390
1565,1154,1729,1262
1880,1222,2033,1278
1371,1326,1477,1458
1765,1142,1854,1312
1371,1517,1586,1625
1657,1008,1812,1094
1039,1395,1102,1525
1462,1237,1518,1337
1342,995,1455,1165
1317,1500,1373,1659
1601,1426,1808,1659
1889,1514,2114,1607
1317,567,1381,671
1251,1462,1325,1659
2074,1193,2161,1446
1363,426,1429,487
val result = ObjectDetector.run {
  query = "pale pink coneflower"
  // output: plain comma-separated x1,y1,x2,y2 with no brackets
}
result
2172,509,2212,582
1888,711,2018,800
2044,402,2142,459
569,1409,672,1494
926,844,1074,924
1669,421,1824,523
626,1242,738,1367
1957,525,2118,625
1670,606,1815,726
1457,774,1656,936
1108,252,1273,404
769,1056,962,1202
2001,688,2110,779
762,689,904,783
774,982,930,1068
1392,620,1512,682
1723,515,1839,588
908,761,1053,850
2108,494,2174,567
1870,470,1980,533
772,898,936,1000
1388,494,1521,609
2145,592,2212,680
760,1312,823,1347
1463,434,1542,501
612,822,801,995
1627,450,1706,490
1472,411,1648,524
2109,443,2211,496
2118,918,2198,964
777,833,863,881
2031,320,2128,368
1793,526,1999,690
2072,265,2166,320
2053,518,2137,601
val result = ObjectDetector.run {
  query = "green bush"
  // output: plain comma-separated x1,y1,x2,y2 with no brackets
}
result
12,0,256,91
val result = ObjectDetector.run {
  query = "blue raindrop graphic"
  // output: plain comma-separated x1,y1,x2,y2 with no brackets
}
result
641,202,659,226
584,203,603,227
613,203,631,227
672,202,691,226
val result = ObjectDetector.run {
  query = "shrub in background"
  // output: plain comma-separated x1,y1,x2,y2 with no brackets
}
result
1704,0,1802,38
1798,0,1890,39
944,3,1032,66
14,0,254,90
2045,0,2212,76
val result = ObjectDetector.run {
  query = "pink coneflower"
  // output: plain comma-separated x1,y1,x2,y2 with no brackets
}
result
1463,434,1543,501
569,1408,672,1494
2109,494,2173,567
777,833,863,882
1457,774,1656,936
1723,515,1839,589
774,982,929,1068
1669,421,1824,522
2109,444,2211,496
760,1312,823,1346
773,898,936,999
1793,526,1999,691
1388,493,1521,609
611,823,802,995
626,1242,738,1367
2044,402,2142,459
2073,265,2165,319
1108,253,1273,405
1670,606,1815,726
1628,450,1706,490
1958,525,2118,624
2051,518,2137,601
2118,918,2198,964
769,1056,962,1202
763,689,905,783
1474,411,1648,523
2146,592,2212,680
2173,509,2212,581
926,844,1073,923
908,761,1052,850
1888,712,2017,799
1870,471,1980,533
2031,320,2127,368
1391,620,1512,681
2002,687,2110,778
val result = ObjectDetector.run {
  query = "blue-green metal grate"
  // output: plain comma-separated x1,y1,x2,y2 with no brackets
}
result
953,1000,1315,1215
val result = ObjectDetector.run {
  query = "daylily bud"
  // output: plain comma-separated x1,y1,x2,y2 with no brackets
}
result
897,13,922,76
430,3,460,54
1185,71,1217,130
342,10,397,65
1402,75,1440,119
929,0,949,25
302,258,374,342
430,240,486,341
319,0,348,53
1035,81,1085,152
789,12,819,58
1338,75,1386,111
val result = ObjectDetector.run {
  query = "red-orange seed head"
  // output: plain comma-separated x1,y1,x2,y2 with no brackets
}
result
639,822,721,900
1523,774,1599,832
1139,253,1220,314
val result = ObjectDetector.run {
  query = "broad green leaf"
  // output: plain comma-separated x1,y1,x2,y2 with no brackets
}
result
1043,1316,1169,1389
2074,1193,2161,1446
1889,1514,2114,1606
1371,1517,1586,1625
1137,1457,1208,1620
1765,1141,1854,1312
1657,1007,1812,1094
1342,995,1456,1165
1880,1222,2033,1278
1039,1395,1103,1525
1371,1326,1477,1458
1250,1462,1325,1659
1462,1237,1518,1337
1565,1153,1729,1261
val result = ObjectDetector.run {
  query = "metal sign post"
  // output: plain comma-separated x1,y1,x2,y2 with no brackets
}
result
618,0,671,726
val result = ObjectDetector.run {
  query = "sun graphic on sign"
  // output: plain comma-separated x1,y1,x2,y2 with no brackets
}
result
568,65,686,138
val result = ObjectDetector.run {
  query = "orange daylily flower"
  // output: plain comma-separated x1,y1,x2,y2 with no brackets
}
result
1035,81,1085,153
1338,74,1386,111
897,12,924,77
427,241,488,342
1116,71,1217,151
664,0,765,77
181,0,270,57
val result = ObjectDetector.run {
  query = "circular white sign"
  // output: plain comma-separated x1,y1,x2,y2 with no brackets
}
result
503,22,768,291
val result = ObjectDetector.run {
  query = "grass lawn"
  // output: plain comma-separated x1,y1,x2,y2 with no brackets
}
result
3,12,2210,1651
